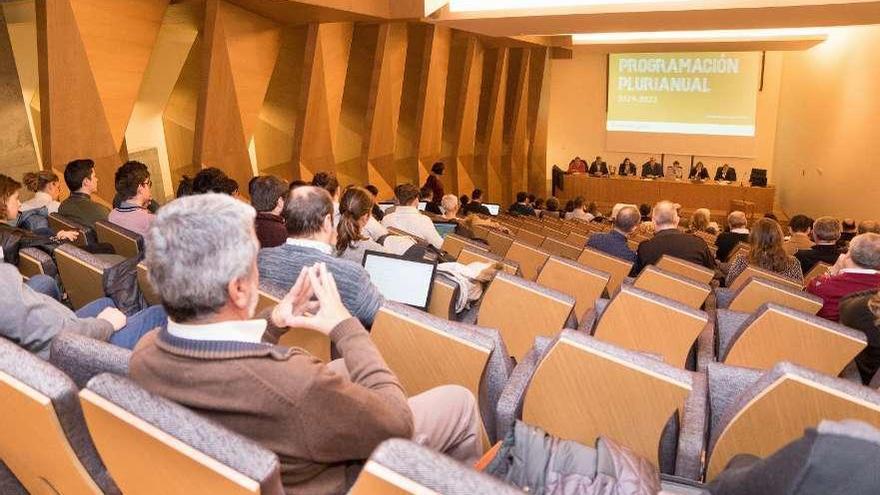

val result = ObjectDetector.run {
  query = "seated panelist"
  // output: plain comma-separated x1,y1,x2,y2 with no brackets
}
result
589,156,609,176
715,163,737,182
618,158,637,177
689,162,711,181
567,156,587,174
641,158,664,178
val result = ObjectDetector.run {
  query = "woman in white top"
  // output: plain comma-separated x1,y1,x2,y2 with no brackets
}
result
336,187,414,263
20,170,62,214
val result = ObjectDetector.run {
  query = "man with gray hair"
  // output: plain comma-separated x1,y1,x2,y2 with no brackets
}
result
586,205,640,263
131,193,482,494
634,200,716,274
796,216,843,274
259,186,384,326
807,233,880,321
715,211,750,262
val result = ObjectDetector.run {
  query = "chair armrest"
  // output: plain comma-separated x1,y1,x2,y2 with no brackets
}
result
494,347,542,441
696,324,716,373
675,372,708,481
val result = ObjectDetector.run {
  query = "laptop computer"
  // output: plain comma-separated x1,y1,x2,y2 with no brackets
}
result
483,203,501,216
362,251,438,310
417,201,428,211
433,222,457,239
378,202,395,214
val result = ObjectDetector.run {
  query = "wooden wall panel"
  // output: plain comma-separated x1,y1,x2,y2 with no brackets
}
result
163,36,201,186
194,0,279,193
439,31,468,197
504,48,531,205
476,47,508,204
0,8,38,182
336,24,378,188
527,47,551,197
292,22,353,180
363,22,407,199
414,24,450,187
3,1,42,168
450,35,483,197
395,22,427,187
253,25,308,182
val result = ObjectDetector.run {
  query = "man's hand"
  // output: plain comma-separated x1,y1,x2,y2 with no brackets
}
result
56,230,80,242
271,267,317,329
97,307,127,331
277,263,352,336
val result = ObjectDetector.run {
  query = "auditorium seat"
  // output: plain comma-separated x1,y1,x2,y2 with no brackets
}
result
499,331,706,478
714,304,866,376
80,373,284,495
536,255,610,320
441,233,487,259
477,272,576,361
541,226,568,241
486,230,515,257
49,212,95,247
716,276,823,314
349,438,522,495
704,361,880,480
727,264,803,292
503,241,550,281
564,231,588,246
457,246,519,276
540,236,582,260
49,333,132,389
427,273,460,321
0,337,118,493
656,255,716,285
590,285,710,368
370,302,512,445
17,246,57,279
632,265,712,309
256,287,331,362
804,261,833,286
54,244,124,309
514,227,545,248
725,242,750,263
95,220,145,259
577,246,634,296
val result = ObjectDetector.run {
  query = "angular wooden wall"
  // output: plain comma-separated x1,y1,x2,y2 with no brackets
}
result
12,2,553,205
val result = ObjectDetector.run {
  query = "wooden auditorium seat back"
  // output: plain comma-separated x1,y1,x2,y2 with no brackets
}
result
137,262,161,306
633,265,712,309
457,247,519,276
486,230,515,257
540,236,583,260
576,247,633,296
721,303,867,375
54,244,120,310
725,242,750,262
706,362,880,480
427,274,459,321
565,231,588,247
0,339,109,494
514,227,545,248
656,255,715,285
441,234,486,259
522,331,692,467
541,227,568,241
728,265,803,292
803,262,833,286
256,288,330,362
80,374,283,495
49,212,92,247
477,272,575,361
370,303,496,449
727,277,823,314
18,247,56,279
95,220,144,259
536,256,610,320
504,241,551,281
593,285,709,368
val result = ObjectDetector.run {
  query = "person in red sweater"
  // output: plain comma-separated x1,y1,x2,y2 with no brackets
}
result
807,233,880,321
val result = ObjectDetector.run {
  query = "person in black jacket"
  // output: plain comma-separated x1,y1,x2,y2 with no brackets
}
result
463,189,491,216
715,163,737,182
589,156,609,176
641,158,664,178
689,161,711,180
715,211,751,261
618,158,637,176
508,192,536,217
634,201,716,275
796,216,843,273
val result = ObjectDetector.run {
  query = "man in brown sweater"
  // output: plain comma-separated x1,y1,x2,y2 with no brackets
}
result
131,194,481,494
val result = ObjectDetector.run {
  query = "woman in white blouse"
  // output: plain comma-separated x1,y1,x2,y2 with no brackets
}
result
20,170,62,214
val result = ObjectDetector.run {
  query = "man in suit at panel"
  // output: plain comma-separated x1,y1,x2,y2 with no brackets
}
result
589,156,609,176
667,161,684,180
715,163,737,182
618,158,637,177
641,158,664,178
634,201,716,275
689,161,711,181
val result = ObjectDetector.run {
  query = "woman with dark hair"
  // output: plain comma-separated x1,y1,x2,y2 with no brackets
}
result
336,187,413,263
725,218,804,287
176,167,229,197
423,162,445,204
20,170,62,214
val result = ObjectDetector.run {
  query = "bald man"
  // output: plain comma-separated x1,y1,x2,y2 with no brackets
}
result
634,201,716,275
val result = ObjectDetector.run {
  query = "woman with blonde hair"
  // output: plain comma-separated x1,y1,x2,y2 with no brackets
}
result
688,208,712,234
725,217,804,287
20,170,62,213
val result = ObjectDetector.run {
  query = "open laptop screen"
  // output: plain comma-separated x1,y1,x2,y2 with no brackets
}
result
377,202,395,213
483,203,501,216
433,222,457,239
363,251,437,310
417,201,428,211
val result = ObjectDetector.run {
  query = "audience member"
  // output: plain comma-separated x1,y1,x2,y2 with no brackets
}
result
364,184,385,222
796,216,843,273
586,201,603,221
763,212,778,221
459,195,470,211
439,194,461,221
567,156,587,174
783,214,814,255
289,179,308,191
533,198,545,216
336,187,395,263
808,233,880,321
250,175,288,248
217,177,240,198
20,170,62,214
858,220,880,235
176,167,229,197
586,206,640,263
840,290,880,383
689,161,710,180
634,201,715,274
688,208,712,234
311,171,340,222
725,218,804,287
839,218,858,248
638,203,651,222
0,174,79,265
382,184,443,249
716,211,750,261
508,191,537,217
134,193,480,494
259,186,385,326
423,162,446,202
618,158,637,176
420,186,442,215
544,196,562,218
589,156,609,176
108,161,155,236
58,158,110,228
715,163,737,182
463,188,491,216
565,197,593,222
